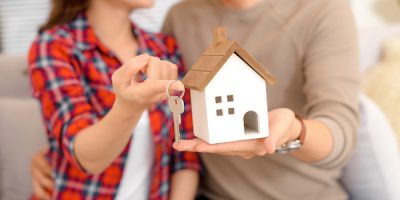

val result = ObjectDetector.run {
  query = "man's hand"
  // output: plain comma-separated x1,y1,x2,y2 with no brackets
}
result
31,146,53,200
173,108,302,159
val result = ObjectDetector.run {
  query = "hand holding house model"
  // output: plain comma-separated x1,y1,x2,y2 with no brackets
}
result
182,27,277,144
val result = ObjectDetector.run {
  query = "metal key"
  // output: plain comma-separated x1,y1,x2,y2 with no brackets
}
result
168,96,185,143
166,80,186,143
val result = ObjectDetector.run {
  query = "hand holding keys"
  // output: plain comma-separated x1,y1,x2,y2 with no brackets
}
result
166,80,185,143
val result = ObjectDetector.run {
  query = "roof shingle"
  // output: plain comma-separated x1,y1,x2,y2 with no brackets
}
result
182,27,277,90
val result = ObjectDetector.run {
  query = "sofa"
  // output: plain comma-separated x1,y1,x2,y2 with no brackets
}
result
0,54,47,200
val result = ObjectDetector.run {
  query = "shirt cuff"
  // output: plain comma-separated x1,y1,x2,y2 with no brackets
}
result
61,115,97,174
311,117,348,169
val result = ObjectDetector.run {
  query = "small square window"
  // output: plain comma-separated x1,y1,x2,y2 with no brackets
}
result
216,109,223,116
215,96,222,103
228,108,235,115
227,95,234,102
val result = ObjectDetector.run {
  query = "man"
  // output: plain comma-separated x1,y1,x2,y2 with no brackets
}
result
165,0,358,199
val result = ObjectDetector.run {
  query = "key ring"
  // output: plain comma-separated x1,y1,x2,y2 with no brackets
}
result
166,80,185,100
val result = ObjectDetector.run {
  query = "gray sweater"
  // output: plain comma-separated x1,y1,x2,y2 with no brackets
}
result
162,0,360,199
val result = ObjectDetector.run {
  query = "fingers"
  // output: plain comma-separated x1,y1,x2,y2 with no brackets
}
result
31,166,54,190
264,108,296,154
264,136,278,154
32,151,52,178
32,179,51,200
173,108,300,157
31,153,53,200
112,54,150,88
112,55,182,109
31,147,54,198
173,138,203,152
163,61,178,80
146,57,162,79
147,58,178,80
173,138,266,156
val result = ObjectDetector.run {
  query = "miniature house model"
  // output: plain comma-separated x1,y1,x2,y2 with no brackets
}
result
182,27,277,144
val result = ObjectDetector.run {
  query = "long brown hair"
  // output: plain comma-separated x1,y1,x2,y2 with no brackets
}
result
40,0,90,32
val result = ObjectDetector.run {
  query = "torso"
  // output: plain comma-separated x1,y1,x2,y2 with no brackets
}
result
164,0,358,199
29,13,194,200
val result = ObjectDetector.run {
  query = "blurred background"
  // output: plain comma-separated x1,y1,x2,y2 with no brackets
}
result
0,0,399,53
0,0,400,199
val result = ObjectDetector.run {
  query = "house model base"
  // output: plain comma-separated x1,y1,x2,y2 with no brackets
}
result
183,27,277,144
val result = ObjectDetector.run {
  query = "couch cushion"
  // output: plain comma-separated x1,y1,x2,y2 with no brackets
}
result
341,94,400,200
0,54,31,98
0,98,47,200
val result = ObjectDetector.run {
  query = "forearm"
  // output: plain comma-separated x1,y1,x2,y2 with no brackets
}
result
290,119,333,163
169,169,199,200
74,101,144,174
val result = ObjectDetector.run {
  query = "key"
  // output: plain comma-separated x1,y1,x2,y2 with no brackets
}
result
168,96,185,143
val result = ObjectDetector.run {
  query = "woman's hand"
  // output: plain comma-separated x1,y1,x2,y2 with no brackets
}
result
111,53,184,113
74,54,185,174
31,146,53,200
173,108,302,159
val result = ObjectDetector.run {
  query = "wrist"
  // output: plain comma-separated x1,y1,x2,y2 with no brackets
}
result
289,116,303,141
111,97,146,120
275,114,307,154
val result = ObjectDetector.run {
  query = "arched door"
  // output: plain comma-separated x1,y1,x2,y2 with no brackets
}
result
243,111,260,134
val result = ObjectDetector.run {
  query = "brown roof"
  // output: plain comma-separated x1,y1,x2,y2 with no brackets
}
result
182,27,277,90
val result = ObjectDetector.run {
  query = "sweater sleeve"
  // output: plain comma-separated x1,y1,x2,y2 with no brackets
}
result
303,0,360,169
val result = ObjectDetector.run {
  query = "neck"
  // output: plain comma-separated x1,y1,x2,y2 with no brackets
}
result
219,0,264,10
87,1,134,46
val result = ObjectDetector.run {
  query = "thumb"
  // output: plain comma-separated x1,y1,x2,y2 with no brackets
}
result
117,54,151,86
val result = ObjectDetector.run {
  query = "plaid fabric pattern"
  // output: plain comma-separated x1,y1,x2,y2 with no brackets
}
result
28,13,200,200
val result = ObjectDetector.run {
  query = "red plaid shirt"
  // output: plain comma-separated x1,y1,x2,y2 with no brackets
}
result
28,14,200,200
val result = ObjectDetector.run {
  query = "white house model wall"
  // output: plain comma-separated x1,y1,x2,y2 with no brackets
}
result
191,53,269,144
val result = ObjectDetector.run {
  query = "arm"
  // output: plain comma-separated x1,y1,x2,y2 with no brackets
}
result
290,120,333,162
296,0,359,167
169,169,199,200
29,36,183,174
73,56,184,173
173,0,359,166
78,55,187,173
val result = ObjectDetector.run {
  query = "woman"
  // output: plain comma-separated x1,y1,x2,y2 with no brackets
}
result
28,0,199,199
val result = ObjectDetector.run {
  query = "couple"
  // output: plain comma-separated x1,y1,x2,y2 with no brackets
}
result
29,0,359,199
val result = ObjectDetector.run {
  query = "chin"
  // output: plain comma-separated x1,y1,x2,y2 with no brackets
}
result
125,0,154,9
